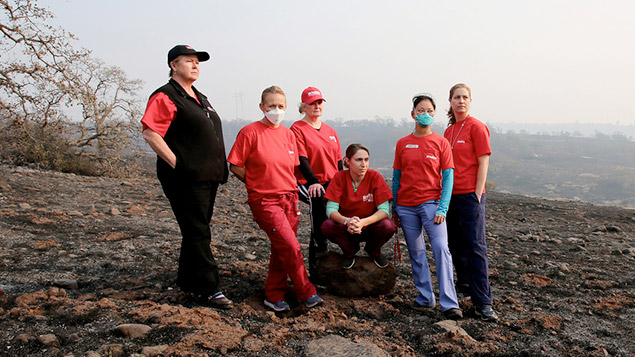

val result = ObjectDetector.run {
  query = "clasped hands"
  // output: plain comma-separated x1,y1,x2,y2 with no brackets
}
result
345,216,363,234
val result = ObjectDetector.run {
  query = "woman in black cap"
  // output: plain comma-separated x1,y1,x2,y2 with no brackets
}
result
141,45,232,309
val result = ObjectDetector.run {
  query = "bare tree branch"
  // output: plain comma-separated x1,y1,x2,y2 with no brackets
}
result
0,0,144,176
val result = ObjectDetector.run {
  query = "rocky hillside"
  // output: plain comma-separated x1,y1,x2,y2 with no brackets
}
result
0,164,633,356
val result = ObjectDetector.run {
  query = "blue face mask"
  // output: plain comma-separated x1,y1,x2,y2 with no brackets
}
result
416,113,434,127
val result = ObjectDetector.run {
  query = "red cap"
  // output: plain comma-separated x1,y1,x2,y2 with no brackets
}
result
301,87,326,104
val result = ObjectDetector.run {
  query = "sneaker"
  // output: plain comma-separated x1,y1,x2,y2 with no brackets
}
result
304,294,324,308
207,292,233,310
443,308,463,320
342,256,356,269
409,301,434,312
373,255,389,268
475,305,498,321
264,299,290,312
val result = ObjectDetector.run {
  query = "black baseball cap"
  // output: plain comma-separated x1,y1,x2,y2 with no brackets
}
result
167,45,210,66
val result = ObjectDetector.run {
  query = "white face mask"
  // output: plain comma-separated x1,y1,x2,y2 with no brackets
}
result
264,108,285,125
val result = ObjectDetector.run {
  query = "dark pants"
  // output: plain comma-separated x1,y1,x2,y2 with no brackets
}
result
321,218,396,259
158,166,221,297
298,182,330,275
446,192,492,306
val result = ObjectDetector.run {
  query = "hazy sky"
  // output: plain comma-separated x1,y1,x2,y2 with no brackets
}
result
42,0,635,125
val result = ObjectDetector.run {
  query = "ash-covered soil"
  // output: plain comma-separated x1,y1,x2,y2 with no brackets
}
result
0,164,633,356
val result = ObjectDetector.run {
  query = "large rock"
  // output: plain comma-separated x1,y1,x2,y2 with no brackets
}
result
434,320,475,342
53,279,79,290
305,335,388,357
114,323,152,338
141,344,168,356
37,333,59,347
314,252,396,296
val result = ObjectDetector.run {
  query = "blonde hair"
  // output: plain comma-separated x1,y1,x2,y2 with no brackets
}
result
447,83,471,126
261,85,285,104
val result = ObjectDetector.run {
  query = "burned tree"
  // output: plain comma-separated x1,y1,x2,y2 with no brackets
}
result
0,0,143,175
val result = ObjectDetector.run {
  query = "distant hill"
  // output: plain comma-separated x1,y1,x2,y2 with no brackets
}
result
221,119,635,207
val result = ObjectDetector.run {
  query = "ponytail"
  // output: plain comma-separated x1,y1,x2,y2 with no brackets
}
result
447,83,471,126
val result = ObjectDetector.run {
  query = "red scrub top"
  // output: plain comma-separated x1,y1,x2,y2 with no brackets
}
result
393,132,454,206
227,121,299,202
443,115,491,195
290,120,342,184
325,169,392,219
140,92,177,136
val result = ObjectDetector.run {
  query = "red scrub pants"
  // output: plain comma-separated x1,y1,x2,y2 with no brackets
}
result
249,193,316,303
322,217,396,259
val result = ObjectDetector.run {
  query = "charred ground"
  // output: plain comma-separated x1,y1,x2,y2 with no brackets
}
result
0,164,633,356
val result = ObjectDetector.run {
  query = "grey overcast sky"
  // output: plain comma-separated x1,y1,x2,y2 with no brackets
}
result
42,0,635,125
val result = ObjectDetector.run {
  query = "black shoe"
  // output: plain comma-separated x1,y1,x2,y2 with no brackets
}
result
342,256,356,269
316,247,329,258
264,299,290,312
409,301,434,312
373,255,389,268
443,308,463,320
475,305,498,321
206,292,233,310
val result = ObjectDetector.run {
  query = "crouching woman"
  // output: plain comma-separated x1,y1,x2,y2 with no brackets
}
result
321,144,397,269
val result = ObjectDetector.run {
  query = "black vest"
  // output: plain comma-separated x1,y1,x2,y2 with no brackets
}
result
152,79,229,183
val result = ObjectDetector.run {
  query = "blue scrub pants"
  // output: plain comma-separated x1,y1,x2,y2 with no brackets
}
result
396,201,459,311
446,192,492,307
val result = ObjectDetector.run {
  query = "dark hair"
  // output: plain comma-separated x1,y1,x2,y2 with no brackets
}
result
345,143,370,159
447,83,471,126
412,94,436,111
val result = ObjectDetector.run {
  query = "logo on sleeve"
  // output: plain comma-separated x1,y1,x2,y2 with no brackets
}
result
329,135,337,142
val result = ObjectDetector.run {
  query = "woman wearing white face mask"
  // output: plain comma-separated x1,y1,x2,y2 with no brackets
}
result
227,86,323,312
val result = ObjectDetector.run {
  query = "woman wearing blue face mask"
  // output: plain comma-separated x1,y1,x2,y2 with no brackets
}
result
392,94,462,320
